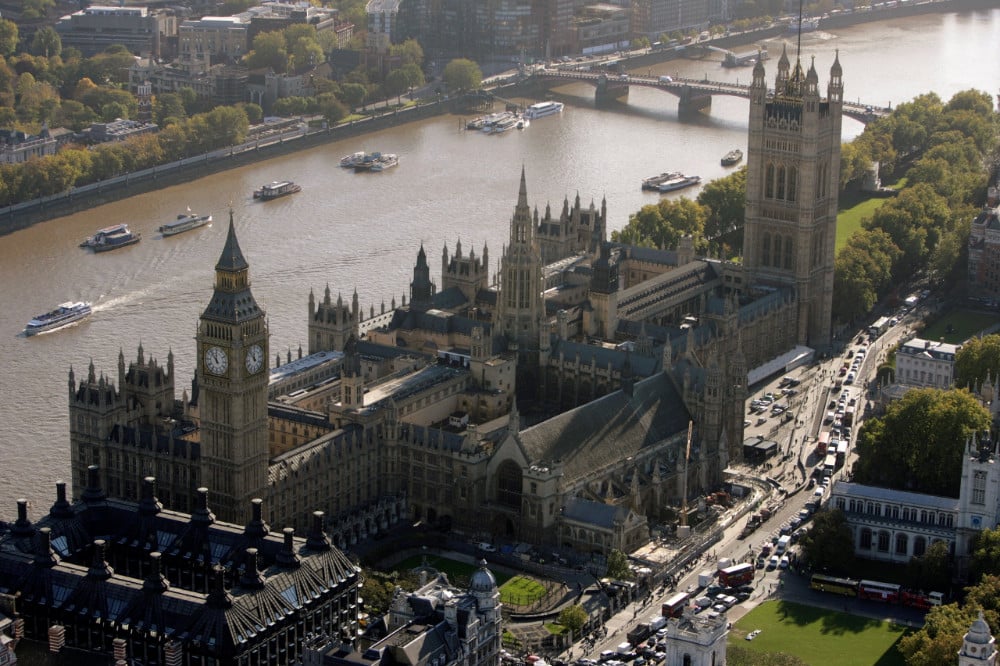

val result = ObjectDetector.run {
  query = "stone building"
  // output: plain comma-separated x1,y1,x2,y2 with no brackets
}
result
302,560,502,666
968,206,1000,300
55,6,178,59
895,338,960,389
0,471,360,665
959,611,997,666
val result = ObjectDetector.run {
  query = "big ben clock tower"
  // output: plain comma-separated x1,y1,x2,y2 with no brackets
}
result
197,213,269,524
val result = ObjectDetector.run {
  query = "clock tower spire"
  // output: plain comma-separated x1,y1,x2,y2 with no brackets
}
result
197,212,269,524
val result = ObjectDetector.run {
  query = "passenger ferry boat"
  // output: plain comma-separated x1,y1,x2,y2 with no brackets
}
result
254,181,301,200
721,149,743,166
641,172,682,191
368,154,398,172
658,173,702,193
25,301,92,336
159,210,212,236
80,224,141,252
523,101,564,120
340,151,366,168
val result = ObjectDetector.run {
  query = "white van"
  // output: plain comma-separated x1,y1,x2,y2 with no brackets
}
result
659,75,673,83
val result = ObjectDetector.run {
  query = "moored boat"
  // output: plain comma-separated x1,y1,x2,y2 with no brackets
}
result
721,149,744,166
642,172,682,191
658,173,702,193
80,224,141,252
491,116,519,134
254,181,301,200
25,301,92,336
523,101,564,119
159,210,212,236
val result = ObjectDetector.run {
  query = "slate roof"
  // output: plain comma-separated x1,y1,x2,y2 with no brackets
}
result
549,339,659,377
518,372,691,484
562,496,630,529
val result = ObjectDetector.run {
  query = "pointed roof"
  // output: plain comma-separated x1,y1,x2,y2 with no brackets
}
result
216,211,248,273
517,166,528,208
831,48,842,77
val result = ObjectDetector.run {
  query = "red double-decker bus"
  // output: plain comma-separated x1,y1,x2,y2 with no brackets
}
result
901,590,944,610
719,563,754,587
661,592,689,618
858,579,901,603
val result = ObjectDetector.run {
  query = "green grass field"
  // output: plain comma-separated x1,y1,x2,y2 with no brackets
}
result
731,601,910,666
500,575,548,605
919,309,998,344
834,178,907,254
395,554,512,586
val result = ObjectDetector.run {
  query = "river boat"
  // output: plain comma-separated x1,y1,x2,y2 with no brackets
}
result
159,210,212,236
658,173,701,193
641,172,682,191
25,301,92,336
721,149,744,166
491,116,519,134
340,151,366,168
368,154,398,172
353,152,388,171
480,112,516,133
523,101,564,120
787,17,820,33
254,181,301,200
80,224,141,252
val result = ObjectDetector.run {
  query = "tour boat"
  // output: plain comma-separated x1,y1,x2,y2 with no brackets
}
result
340,152,366,168
368,154,398,172
254,181,302,200
523,101,564,120
641,172,682,191
721,149,744,167
159,210,212,236
80,224,141,252
25,301,92,336
658,174,702,193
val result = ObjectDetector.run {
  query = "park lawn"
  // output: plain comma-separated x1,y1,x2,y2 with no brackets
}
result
395,554,512,586
500,575,547,605
920,309,998,344
835,178,907,254
732,600,910,666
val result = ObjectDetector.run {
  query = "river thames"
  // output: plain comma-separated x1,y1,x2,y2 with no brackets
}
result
1,9,998,510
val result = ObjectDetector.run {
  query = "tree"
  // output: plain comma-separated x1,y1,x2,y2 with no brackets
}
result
905,540,950,593
965,575,1000,629
955,334,1000,389
53,100,97,131
246,31,288,73
605,549,633,579
799,509,855,575
340,82,367,110
852,388,991,497
697,166,746,256
0,19,19,57
154,92,187,126
612,198,707,250
970,528,1000,583
30,27,61,58
898,603,980,666
240,102,264,125
390,39,424,67
442,58,482,92
557,605,588,637
22,0,56,20
384,69,410,103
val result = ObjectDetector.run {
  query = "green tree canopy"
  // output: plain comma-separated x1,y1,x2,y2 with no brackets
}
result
832,228,901,322
442,58,482,92
799,509,855,575
0,19,17,58
955,334,1000,389
899,602,983,666
696,166,746,257
852,388,991,496
30,27,61,58
557,605,588,636
390,38,424,67
605,549,633,580
612,198,707,250
246,31,288,73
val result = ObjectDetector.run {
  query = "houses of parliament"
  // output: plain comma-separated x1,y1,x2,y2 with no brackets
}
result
67,50,843,557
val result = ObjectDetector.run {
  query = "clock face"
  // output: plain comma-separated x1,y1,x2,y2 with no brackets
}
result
205,346,228,375
245,344,264,374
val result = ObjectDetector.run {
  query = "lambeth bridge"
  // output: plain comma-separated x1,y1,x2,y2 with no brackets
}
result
526,69,889,123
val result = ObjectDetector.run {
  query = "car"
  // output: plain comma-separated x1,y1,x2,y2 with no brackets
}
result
476,542,497,552
767,555,779,570
807,477,816,488
743,419,751,427
746,629,762,641
889,317,899,326
600,652,616,662
712,603,727,613
756,417,767,426
779,555,790,569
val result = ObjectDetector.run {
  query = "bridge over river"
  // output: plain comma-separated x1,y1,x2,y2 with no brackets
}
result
527,69,889,123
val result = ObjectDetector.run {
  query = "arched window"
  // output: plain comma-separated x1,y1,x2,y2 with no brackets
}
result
776,165,786,199
895,533,908,555
773,235,782,267
765,163,775,199
860,528,872,549
914,536,927,557
878,531,890,552
762,233,771,266
784,236,793,269
496,460,523,509
787,167,797,201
